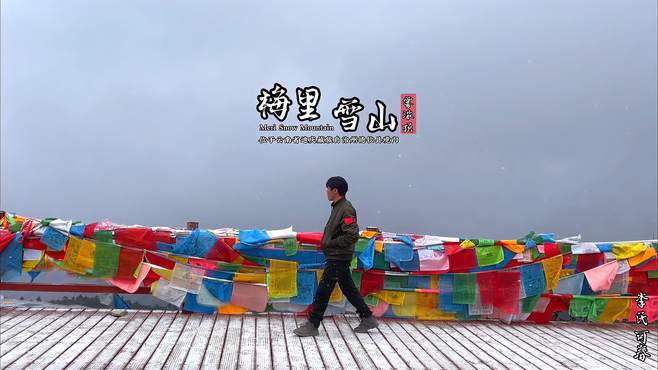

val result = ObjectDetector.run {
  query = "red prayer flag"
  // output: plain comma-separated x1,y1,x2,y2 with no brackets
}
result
447,248,477,272
527,294,573,324
492,270,521,315
360,270,385,296
116,247,144,279
476,271,498,307
296,232,323,246
576,252,605,273
83,223,98,238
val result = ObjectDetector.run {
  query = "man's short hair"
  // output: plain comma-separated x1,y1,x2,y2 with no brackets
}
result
326,176,348,196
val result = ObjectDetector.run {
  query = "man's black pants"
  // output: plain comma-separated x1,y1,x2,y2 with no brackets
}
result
308,259,372,327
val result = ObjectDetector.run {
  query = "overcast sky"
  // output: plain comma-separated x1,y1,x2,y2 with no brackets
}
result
1,1,656,242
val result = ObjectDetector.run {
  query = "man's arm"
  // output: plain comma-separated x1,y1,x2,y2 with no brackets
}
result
326,207,359,249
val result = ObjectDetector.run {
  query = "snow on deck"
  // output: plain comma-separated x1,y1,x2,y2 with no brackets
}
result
0,307,656,370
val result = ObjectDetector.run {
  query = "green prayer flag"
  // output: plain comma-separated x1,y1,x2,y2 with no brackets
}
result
350,255,358,269
364,294,379,306
477,239,495,247
475,245,504,266
352,271,362,290
284,238,298,256
453,273,477,304
355,238,370,253
373,251,388,270
588,298,609,322
569,296,595,318
521,295,541,313
384,275,408,289
244,255,267,266
557,243,572,254
94,230,114,243
39,217,56,227
648,270,658,279
9,222,22,233
91,241,120,278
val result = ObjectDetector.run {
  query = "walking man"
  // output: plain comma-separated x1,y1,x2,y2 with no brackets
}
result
294,176,379,336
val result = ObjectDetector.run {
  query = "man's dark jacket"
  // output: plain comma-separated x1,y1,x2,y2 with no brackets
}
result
321,197,359,261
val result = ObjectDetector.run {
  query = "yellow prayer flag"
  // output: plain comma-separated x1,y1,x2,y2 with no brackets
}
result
460,240,475,249
542,254,564,291
267,259,298,298
360,230,378,239
597,297,631,324
612,242,647,260
375,240,384,253
392,292,417,317
152,267,173,281
628,247,656,267
63,236,96,274
374,290,406,305
416,293,456,320
169,255,189,264
234,272,266,284
560,269,575,278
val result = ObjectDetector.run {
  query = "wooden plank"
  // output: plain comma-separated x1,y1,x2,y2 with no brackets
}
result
516,323,618,370
0,308,83,367
541,323,652,370
0,309,72,358
103,310,166,369
269,313,292,370
412,320,490,370
440,321,523,370
65,309,138,369
1,308,54,342
377,319,428,369
341,315,393,370
300,316,341,370
0,308,31,328
292,315,324,370
43,313,118,369
25,310,107,369
490,322,583,369
85,310,151,369
144,312,190,369
371,318,423,369
389,319,455,369
218,314,243,370
237,314,256,370
3,309,95,370
124,311,178,369
473,321,554,370
282,314,309,370
321,317,358,370
163,314,207,369
345,315,409,370
0,308,43,341
255,314,273,370
564,325,656,369
200,314,229,369
580,323,658,348
0,307,21,325
556,323,653,359
332,316,378,370
182,313,216,370
530,322,634,369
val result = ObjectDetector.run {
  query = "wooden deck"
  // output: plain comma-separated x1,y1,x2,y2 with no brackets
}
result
0,307,656,369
